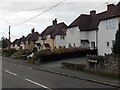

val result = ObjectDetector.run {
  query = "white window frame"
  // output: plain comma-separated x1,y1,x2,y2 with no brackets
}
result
106,19,115,29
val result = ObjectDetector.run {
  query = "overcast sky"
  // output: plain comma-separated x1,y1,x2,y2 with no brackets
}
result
0,0,119,41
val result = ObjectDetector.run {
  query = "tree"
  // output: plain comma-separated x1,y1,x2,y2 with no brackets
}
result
1,37,9,48
113,22,120,54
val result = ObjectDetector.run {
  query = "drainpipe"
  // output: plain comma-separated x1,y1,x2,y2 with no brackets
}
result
53,38,55,50
96,29,98,55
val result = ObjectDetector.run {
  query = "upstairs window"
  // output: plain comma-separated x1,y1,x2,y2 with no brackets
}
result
106,19,115,29
60,35,65,39
70,28,75,34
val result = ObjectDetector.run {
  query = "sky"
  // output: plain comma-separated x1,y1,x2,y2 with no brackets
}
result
0,0,119,42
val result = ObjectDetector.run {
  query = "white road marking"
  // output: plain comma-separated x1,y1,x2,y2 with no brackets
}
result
4,70,18,76
25,78,52,90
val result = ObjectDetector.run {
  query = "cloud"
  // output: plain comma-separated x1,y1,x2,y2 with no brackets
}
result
0,1,119,41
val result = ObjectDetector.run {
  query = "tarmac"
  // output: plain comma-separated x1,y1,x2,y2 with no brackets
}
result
2,57,120,88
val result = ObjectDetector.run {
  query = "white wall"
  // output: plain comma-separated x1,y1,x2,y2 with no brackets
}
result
11,44,19,50
80,30,97,49
88,30,97,49
98,17,119,55
66,26,80,48
55,35,67,48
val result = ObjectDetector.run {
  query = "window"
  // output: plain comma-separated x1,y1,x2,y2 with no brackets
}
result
60,35,65,39
74,43,75,47
106,42,109,47
91,42,95,49
106,19,115,29
70,28,75,34
68,43,71,47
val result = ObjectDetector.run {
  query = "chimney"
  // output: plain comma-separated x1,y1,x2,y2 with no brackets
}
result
22,36,25,38
90,10,96,16
31,28,35,33
107,4,115,11
52,18,57,26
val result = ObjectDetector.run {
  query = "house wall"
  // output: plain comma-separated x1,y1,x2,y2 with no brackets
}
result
42,35,54,49
20,42,25,50
35,37,43,51
66,26,80,48
87,30,97,49
55,35,66,48
79,30,97,49
98,17,119,55
11,44,19,50
24,42,35,50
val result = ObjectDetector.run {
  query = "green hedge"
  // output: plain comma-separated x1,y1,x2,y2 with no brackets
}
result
11,50,31,59
2,49,17,57
33,47,90,61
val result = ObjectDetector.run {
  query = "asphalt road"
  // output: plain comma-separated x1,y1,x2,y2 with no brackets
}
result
2,57,117,89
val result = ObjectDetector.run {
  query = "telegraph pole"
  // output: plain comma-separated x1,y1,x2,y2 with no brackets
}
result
8,26,11,49
9,26,11,42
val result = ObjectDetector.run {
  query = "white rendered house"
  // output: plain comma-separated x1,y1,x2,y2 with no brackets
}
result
98,17,120,55
66,2,120,55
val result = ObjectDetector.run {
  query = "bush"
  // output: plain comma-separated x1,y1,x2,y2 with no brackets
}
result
11,50,31,59
32,50,48,61
2,49,17,57
32,47,89,61
46,47,89,55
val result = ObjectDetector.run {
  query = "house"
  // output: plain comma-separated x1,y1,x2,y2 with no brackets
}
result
22,28,40,50
66,2,120,55
37,19,67,50
67,10,98,50
98,3,120,55
11,36,25,50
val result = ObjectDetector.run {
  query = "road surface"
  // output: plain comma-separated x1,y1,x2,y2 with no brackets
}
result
2,57,116,89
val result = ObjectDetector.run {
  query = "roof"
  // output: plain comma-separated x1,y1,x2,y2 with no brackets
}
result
68,2,120,31
12,36,25,46
41,22,67,39
25,32,40,42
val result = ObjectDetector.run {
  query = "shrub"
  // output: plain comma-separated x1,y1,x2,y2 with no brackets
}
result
11,50,31,59
32,47,89,61
113,22,120,54
2,49,17,57
46,47,88,55
32,50,48,61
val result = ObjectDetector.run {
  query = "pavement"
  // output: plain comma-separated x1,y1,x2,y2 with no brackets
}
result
2,57,120,88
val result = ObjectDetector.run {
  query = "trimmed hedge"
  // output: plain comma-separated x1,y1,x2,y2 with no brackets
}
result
33,47,97,62
40,49,97,62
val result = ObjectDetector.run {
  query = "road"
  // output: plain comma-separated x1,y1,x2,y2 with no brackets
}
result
2,57,116,89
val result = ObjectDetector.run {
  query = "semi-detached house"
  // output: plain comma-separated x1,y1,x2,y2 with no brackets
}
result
66,2,120,55
37,19,67,50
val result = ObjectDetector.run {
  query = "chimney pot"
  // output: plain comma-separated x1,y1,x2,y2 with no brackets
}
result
52,18,57,26
107,4,115,10
31,28,35,33
90,10,96,15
